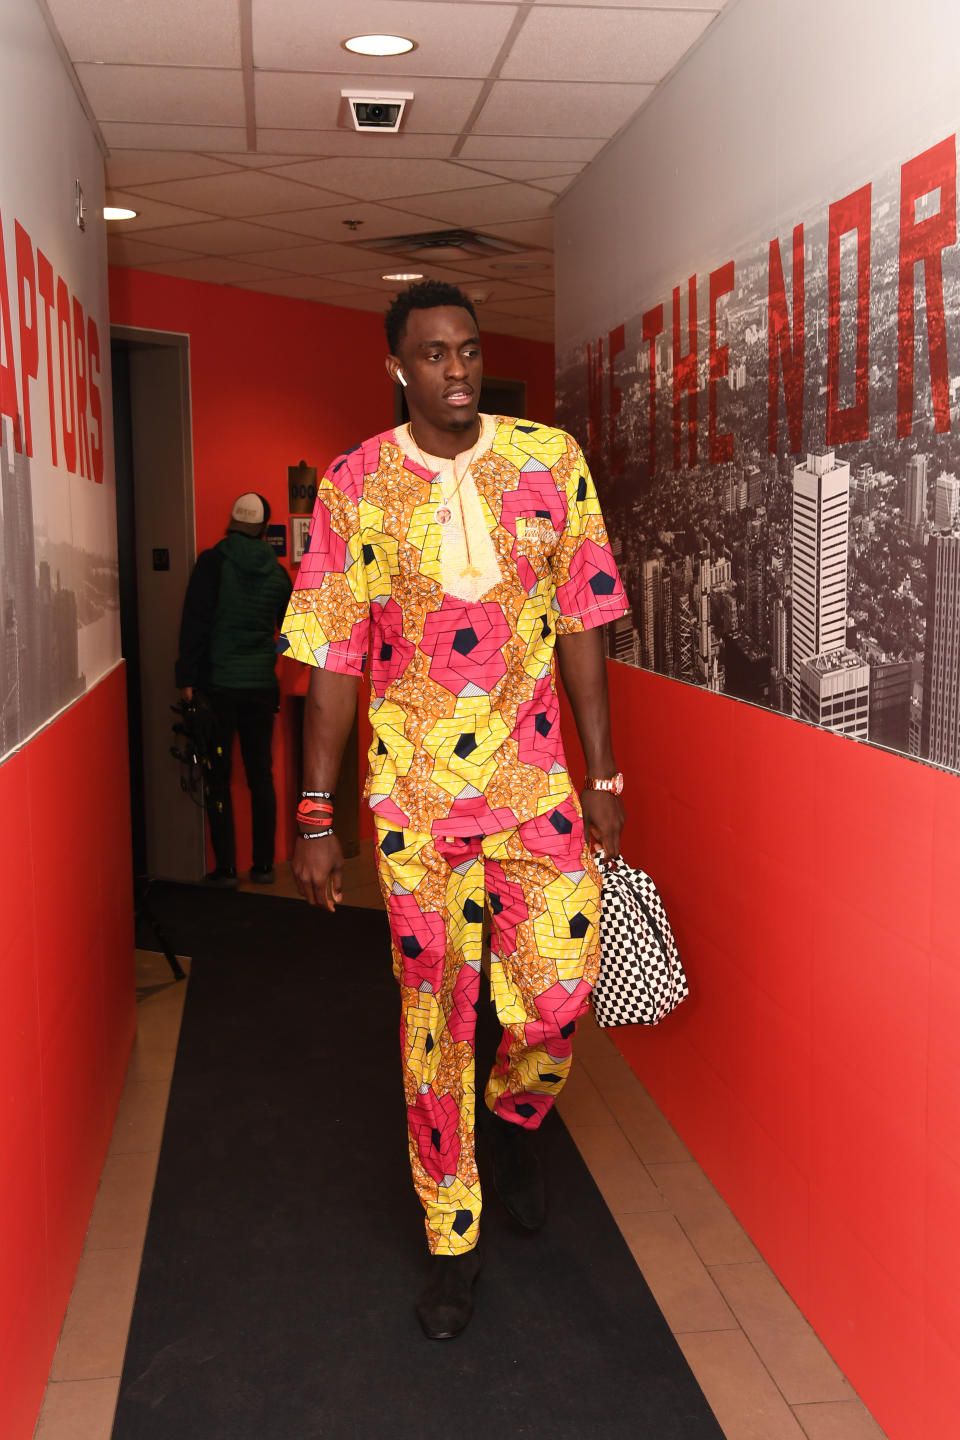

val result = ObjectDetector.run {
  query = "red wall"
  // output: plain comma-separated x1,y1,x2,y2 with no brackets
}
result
108,268,555,864
596,663,958,1440
0,668,137,1440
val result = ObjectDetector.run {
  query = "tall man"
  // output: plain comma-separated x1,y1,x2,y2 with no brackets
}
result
279,281,627,1339
176,492,292,886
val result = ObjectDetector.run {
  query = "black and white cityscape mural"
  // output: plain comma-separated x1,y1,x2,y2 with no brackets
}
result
558,130,960,774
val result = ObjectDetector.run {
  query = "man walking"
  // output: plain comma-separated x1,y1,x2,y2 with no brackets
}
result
279,282,627,1338
176,492,292,886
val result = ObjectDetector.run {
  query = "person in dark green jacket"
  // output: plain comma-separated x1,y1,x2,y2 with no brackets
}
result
176,492,293,887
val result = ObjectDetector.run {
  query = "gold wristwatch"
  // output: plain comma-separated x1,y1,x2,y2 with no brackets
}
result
583,772,624,796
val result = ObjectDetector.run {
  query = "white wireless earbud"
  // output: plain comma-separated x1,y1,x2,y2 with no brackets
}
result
397,370,407,387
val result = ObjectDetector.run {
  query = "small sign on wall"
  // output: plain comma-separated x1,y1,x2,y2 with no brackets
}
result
265,524,287,558
288,462,317,514
290,516,311,564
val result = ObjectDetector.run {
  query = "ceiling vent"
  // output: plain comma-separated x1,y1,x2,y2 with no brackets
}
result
354,228,530,263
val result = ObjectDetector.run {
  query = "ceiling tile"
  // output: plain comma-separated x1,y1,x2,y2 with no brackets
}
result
453,160,582,182
105,151,240,188
236,276,382,302
141,258,293,283
255,71,484,134
47,0,241,66
502,7,714,84
457,135,604,163
474,79,654,138
99,122,249,152
527,173,578,196
536,0,721,7
252,0,518,78
205,153,308,169
441,248,554,281
477,217,554,248
128,218,335,255
254,201,443,243
103,189,217,230
268,157,499,202
394,182,554,228
256,130,457,158
127,170,353,217
232,242,387,276
467,278,553,303
107,236,205,266
75,64,245,127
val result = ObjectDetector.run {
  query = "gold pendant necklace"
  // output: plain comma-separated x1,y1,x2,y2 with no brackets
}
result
407,423,484,576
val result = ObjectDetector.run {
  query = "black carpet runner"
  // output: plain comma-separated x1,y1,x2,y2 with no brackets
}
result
114,885,724,1440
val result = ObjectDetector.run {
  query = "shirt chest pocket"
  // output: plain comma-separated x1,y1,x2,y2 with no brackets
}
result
514,513,559,574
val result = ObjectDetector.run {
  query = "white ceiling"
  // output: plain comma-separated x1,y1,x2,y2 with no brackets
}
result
46,0,729,341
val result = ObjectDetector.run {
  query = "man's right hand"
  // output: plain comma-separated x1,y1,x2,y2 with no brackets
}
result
292,833,344,911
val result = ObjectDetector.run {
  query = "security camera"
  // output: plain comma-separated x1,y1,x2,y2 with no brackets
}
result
341,90,414,133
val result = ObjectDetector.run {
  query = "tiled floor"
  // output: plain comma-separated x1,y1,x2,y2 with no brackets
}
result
35,842,888,1440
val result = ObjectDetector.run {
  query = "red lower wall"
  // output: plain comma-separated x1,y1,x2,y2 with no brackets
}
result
0,668,137,1440
108,269,554,865
597,663,958,1440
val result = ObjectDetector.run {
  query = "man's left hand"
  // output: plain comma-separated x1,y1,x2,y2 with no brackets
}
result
581,788,624,861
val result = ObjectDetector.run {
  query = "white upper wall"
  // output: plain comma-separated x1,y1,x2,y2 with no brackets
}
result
556,0,960,349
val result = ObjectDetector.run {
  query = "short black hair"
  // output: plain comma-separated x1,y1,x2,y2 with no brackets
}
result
384,280,478,356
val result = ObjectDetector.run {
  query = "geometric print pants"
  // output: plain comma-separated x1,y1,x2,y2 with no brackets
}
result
374,794,602,1256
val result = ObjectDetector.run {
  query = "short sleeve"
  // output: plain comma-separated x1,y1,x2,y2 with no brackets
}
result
279,463,370,676
550,438,629,634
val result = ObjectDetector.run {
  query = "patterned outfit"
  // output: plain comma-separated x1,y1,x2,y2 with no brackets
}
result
280,416,628,1252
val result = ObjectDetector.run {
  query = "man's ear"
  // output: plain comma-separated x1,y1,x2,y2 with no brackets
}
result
385,356,404,386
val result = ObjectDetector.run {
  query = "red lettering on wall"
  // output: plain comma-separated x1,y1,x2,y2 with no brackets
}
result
643,303,664,480
709,261,735,464
56,277,76,473
767,224,805,455
0,211,22,451
87,316,103,484
586,337,604,454
673,275,698,469
15,222,38,458
37,251,57,465
897,135,957,437
826,184,871,446
608,323,626,476
72,296,90,478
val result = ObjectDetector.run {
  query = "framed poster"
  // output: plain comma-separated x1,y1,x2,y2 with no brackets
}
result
290,516,311,565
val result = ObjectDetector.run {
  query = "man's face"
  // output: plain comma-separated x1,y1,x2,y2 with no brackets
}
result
392,305,483,434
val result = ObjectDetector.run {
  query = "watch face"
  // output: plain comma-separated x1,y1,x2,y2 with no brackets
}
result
588,773,624,795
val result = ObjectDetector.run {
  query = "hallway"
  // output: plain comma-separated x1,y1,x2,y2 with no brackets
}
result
37,848,885,1440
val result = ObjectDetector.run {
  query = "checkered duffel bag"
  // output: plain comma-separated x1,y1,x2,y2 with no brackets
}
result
593,858,688,1027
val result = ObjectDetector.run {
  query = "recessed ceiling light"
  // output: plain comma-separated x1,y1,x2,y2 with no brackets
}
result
382,271,424,282
344,34,415,57
104,206,138,221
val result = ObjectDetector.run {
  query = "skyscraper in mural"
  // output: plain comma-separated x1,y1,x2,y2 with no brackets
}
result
905,454,928,538
790,451,851,717
921,532,960,769
933,471,960,531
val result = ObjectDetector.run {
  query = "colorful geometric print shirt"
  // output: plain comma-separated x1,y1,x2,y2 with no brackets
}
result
279,416,629,837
